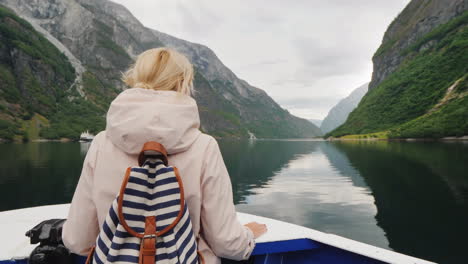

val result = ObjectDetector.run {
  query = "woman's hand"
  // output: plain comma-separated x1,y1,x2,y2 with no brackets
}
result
244,222,267,238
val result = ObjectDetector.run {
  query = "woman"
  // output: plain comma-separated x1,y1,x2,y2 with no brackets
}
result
62,48,267,263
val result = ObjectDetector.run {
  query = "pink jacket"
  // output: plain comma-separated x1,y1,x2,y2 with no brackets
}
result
62,88,255,263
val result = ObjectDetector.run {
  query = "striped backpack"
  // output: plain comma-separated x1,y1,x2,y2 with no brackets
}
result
86,142,204,264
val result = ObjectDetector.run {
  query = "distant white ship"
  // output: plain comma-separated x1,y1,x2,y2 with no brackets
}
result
79,131,94,142
248,131,257,140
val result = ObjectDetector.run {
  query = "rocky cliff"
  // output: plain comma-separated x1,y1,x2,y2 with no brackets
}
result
330,0,468,138
321,83,368,134
0,0,321,140
151,29,322,138
0,5,76,140
370,0,468,90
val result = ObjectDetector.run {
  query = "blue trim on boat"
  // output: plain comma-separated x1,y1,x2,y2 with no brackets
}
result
1,239,388,264
0,238,384,264
252,247,387,264
252,238,320,255
250,239,387,264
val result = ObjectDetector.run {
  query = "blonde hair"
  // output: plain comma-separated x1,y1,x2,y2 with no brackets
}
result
122,48,194,96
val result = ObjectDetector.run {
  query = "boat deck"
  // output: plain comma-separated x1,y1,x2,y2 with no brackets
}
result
0,204,435,264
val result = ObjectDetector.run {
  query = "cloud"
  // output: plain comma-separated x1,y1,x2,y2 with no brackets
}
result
279,96,340,109
240,59,289,69
175,1,222,37
111,0,411,119
293,36,367,80
278,96,343,120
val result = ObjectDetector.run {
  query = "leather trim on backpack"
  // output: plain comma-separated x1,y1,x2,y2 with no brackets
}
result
117,166,186,238
84,246,95,264
117,167,141,237
138,141,168,166
197,250,206,264
139,216,157,264
88,142,199,264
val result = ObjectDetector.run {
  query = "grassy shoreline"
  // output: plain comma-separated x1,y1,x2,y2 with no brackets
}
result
327,135,468,142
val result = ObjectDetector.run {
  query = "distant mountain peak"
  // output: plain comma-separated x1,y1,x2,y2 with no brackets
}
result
321,83,369,134
308,119,323,127
329,0,468,138
0,0,322,140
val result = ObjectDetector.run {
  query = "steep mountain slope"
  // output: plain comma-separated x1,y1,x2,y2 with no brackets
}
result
308,119,322,127
0,5,76,140
320,83,368,134
330,0,468,138
0,0,321,140
152,29,322,138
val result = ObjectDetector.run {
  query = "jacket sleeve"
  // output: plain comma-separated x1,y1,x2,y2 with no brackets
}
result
62,133,102,255
200,138,255,260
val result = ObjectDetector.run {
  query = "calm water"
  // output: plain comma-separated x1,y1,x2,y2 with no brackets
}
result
1,140,467,264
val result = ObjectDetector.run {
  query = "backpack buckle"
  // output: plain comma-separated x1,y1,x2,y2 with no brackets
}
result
143,234,156,239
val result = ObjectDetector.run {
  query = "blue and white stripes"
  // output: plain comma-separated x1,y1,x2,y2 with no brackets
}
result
90,159,199,264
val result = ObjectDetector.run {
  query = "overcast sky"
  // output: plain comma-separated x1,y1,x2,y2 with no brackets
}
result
111,0,410,120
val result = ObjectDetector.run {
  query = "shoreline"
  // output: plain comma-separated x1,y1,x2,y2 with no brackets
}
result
327,135,468,142
32,138,74,143
2,137,327,143
0,138,77,143
2,136,468,143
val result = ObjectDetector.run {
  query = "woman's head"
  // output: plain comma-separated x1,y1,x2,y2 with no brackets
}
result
123,48,194,96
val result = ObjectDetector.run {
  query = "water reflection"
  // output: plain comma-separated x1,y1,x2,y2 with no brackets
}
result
333,141,468,264
218,140,319,204
80,142,91,155
320,143,368,189
0,142,85,211
1,140,467,264
227,141,389,249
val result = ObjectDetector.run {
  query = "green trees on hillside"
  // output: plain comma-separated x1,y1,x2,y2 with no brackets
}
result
329,12,468,139
0,6,111,141
389,96,468,138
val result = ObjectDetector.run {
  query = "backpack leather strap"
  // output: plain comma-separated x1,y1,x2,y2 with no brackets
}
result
85,246,95,264
139,216,157,264
118,167,185,238
138,141,168,166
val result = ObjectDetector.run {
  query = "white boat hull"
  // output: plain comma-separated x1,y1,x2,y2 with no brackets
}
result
0,204,435,264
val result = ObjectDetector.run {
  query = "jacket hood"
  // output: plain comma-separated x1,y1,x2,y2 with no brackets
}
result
106,88,201,155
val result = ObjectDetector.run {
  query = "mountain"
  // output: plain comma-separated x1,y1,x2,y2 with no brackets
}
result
0,0,321,141
150,29,322,138
329,0,468,138
0,4,84,140
308,119,322,127
320,83,368,134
